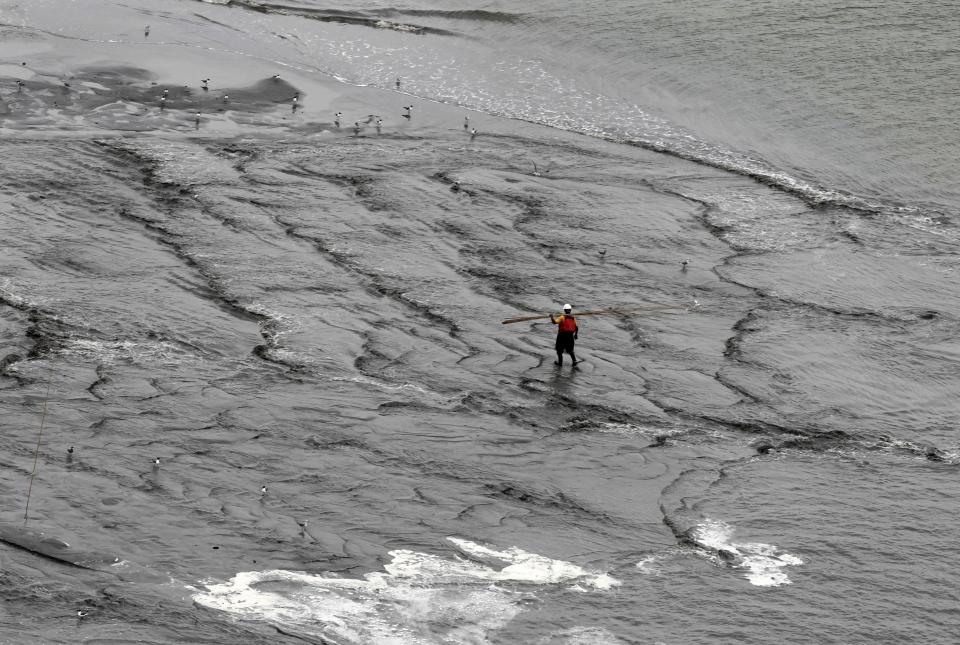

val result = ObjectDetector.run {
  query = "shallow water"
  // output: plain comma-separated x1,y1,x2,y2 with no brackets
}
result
1,1,959,643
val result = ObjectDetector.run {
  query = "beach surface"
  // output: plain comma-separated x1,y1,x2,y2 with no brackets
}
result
2,1,960,644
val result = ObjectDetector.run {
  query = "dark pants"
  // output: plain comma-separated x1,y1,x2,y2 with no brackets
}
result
555,332,577,365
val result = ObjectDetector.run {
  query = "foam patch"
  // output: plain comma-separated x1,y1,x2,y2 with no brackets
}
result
193,536,619,643
692,519,802,587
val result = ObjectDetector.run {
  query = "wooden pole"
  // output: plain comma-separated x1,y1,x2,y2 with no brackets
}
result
501,304,686,325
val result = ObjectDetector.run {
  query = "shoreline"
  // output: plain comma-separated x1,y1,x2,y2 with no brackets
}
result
0,18,645,168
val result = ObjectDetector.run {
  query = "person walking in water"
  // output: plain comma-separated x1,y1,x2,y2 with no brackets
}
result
550,304,579,367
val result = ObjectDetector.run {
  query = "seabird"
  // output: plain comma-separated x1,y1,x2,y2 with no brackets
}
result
395,77,401,89
201,79,209,91
681,259,689,271
222,94,229,102
16,80,23,92
144,25,150,37
402,105,411,119
334,111,342,127
470,127,478,140
297,519,308,535
464,116,469,130
77,608,89,620
153,457,161,467
532,161,551,176
599,249,606,257
260,485,268,495
272,74,281,80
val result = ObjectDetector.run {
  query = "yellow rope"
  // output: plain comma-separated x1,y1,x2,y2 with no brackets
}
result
24,367,53,523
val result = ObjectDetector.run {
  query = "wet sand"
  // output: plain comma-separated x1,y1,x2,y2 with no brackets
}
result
0,15,713,643
5,4,960,645
0,17,513,143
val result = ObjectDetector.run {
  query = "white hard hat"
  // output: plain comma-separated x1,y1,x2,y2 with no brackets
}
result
563,303,572,311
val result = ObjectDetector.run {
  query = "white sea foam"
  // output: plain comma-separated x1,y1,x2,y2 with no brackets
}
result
193,537,618,644
691,519,802,587
635,553,667,575
245,303,301,339
62,338,201,365
448,537,620,590
596,422,685,439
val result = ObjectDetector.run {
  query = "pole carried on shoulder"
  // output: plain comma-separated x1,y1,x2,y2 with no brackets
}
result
500,303,689,325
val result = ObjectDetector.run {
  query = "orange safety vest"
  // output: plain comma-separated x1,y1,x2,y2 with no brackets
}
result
556,315,578,333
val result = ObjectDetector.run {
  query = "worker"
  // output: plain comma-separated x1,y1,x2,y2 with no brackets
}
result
550,304,579,367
